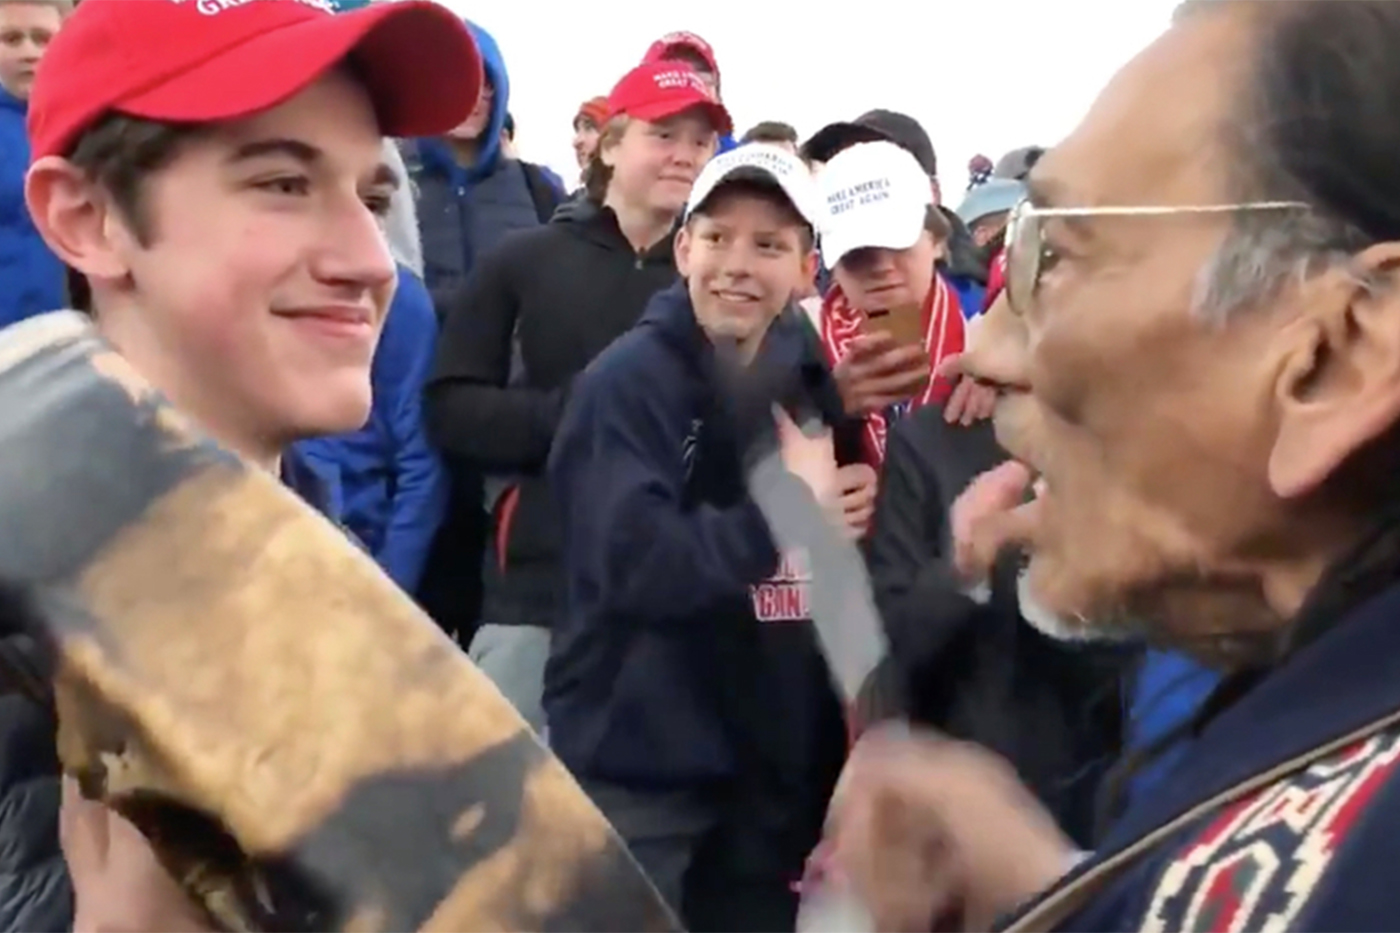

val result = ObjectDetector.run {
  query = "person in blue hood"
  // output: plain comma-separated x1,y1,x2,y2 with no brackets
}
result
0,0,66,330
404,19,565,310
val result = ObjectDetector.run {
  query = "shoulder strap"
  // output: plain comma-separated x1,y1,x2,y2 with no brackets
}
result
1001,705,1400,932
519,162,562,225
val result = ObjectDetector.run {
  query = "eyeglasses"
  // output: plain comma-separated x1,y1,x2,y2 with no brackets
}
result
1003,199,1310,315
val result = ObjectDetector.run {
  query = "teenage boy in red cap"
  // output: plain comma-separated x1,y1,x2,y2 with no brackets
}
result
17,0,480,927
642,31,737,154
426,60,729,736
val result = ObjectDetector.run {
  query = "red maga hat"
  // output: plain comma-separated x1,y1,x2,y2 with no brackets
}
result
28,0,482,161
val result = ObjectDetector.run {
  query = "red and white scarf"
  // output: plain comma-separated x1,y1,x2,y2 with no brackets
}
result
820,274,966,467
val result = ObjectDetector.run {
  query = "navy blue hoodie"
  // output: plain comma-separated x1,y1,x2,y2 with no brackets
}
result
545,282,849,862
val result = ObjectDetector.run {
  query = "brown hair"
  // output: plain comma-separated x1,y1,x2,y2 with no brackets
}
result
581,115,629,203
60,112,203,311
924,204,951,242
740,120,798,147
686,179,815,253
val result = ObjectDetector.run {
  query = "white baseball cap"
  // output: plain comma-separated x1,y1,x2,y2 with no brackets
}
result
685,143,822,229
817,140,933,268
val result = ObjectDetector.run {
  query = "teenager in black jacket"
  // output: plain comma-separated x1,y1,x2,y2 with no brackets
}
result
864,400,1132,846
424,61,732,731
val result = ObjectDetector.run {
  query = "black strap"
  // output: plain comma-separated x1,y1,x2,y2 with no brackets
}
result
519,162,563,225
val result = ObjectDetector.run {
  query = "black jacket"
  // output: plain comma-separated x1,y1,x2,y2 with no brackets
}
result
545,283,850,871
0,642,69,932
865,405,1132,846
424,201,680,630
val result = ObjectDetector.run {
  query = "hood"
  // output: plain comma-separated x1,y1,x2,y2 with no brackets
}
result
641,281,812,380
0,85,24,116
382,141,423,278
463,20,510,177
640,280,701,346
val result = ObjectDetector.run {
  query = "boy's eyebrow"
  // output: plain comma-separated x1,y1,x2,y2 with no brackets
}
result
225,138,322,166
224,138,401,190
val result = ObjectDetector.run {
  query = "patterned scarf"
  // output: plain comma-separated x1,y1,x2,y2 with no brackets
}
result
820,272,966,466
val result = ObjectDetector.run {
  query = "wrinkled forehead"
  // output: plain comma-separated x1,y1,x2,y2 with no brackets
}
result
1032,6,1255,211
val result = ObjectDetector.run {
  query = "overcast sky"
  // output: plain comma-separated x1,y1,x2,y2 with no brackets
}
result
439,0,1177,194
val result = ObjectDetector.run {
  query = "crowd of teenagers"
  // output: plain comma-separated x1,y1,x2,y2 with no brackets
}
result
4,0,1400,930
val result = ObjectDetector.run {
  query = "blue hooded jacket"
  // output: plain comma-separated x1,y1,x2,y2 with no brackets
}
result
409,20,564,302
424,21,510,186
298,266,447,592
0,87,63,328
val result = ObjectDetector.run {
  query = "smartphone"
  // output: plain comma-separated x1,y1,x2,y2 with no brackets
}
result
862,302,924,348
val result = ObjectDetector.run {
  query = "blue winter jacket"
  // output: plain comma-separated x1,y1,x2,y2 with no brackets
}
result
299,266,447,591
410,20,564,304
0,87,63,328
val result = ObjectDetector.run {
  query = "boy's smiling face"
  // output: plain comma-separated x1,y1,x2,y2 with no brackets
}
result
677,182,816,358
27,69,400,461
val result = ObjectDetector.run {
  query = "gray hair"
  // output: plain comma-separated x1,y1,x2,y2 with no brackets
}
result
1177,0,1386,321
1191,211,1370,323
380,140,423,278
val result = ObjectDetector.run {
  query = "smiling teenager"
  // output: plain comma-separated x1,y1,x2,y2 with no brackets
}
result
546,143,853,932
20,0,479,927
425,59,730,734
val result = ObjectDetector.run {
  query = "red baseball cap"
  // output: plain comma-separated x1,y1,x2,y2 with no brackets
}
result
28,0,482,162
642,30,719,80
605,62,732,135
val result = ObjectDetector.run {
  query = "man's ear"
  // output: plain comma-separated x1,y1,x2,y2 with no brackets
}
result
25,156,131,283
1269,242,1400,498
674,224,692,278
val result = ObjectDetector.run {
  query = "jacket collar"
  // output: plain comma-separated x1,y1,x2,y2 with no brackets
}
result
1099,579,1400,854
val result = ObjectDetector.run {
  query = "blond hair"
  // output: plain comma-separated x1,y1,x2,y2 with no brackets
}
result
581,115,629,203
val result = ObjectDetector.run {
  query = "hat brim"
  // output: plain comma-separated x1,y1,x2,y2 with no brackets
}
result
116,1,480,140
801,121,891,166
627,99,733,137
822,202,927,270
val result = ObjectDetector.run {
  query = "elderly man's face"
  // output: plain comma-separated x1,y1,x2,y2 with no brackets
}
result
962,6,1372,649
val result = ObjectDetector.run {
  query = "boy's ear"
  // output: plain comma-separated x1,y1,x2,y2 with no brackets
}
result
26,156,133,282
801,245,819,286
674,224,692,278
